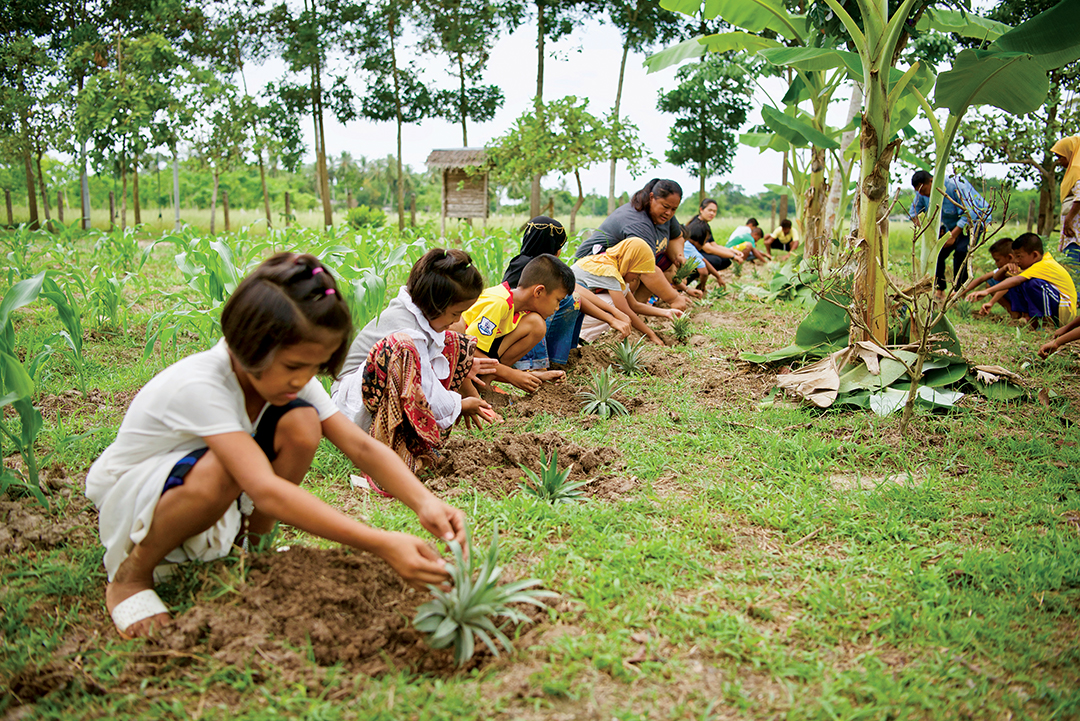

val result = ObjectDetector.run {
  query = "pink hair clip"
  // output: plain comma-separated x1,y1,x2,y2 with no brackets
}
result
312,267,324,275
325,288,336,296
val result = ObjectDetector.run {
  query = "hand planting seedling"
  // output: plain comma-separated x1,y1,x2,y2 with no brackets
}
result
578,366,629,418
413,525,556,666
672,314,693,343
518,448,594,503
612,336,647,375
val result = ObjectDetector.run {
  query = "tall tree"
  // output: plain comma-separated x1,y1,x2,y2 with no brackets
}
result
657,53,752,204
353,0,435,231
268,0,362,229
604,0,685,213
413,0,505,146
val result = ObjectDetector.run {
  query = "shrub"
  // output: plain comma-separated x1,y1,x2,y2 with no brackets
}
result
346,205,387,229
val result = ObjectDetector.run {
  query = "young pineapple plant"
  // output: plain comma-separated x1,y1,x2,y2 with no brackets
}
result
673,259,699,284
578,366,629,418
612,336,646,375
519,448,593,503
413,525,556,667
671,314,693,343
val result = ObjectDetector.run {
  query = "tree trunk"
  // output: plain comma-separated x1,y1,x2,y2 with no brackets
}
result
804,146,826,258
210,168,219,234
530,0,546,219
172,147,181,230
133,153,142,226
390,15,406,232
608,37,631,215
223,190,230,232
571,169,585,234
309,0,332,230
259,150,272,228
80,140,91,230
120,150,128,231
856,62,894,345
779,150,789,221
825,83,862,239
458,52,468,145
23,147,39,230
36,148,51,222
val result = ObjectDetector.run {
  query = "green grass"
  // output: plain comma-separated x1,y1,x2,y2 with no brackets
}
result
1,225,1078,719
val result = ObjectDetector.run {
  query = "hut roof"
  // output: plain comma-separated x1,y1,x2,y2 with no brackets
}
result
425,148,489,170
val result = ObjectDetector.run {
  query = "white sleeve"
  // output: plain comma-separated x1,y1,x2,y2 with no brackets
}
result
298,377,341,421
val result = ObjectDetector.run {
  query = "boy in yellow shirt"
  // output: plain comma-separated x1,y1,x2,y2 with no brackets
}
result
457,254,573,393
763,219,799,256
970,233,1076,327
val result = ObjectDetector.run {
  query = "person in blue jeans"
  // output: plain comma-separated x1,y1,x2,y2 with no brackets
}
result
909,170,993,299
503,217,630,370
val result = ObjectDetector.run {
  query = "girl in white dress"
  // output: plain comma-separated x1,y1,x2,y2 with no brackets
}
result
86,253,465,638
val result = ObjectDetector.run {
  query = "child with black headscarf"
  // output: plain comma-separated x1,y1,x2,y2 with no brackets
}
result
503,216,631,369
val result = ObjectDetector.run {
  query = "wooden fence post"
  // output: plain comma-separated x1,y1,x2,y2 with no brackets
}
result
109,191,115,231
410,194,416,227
57,191,64,224
223,190,230,232
5,190,12,226
771,200,777,230
284,192,291,228
1027,198,1036,232
347,189,354,209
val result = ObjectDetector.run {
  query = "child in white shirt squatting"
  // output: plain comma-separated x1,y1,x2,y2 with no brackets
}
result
332,249,500,488
85,253,466,639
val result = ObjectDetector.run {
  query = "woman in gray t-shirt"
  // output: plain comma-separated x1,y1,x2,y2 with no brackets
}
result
573,178,691,311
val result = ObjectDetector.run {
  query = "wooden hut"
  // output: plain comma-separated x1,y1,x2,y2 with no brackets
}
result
425,148,489,237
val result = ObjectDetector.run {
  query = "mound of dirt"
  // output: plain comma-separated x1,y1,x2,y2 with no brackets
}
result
427,430,627,499
155,546,534,675
508,381,581,418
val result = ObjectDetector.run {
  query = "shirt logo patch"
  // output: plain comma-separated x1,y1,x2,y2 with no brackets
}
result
477,316,497,336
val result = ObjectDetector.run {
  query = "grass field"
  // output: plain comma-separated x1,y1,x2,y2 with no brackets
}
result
0,223,1077,720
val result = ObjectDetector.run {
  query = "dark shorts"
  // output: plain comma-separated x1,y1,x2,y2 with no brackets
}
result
701,252,732,271
486,336,504,361
771,240,794,251
162,398,315,496
656,253,672,271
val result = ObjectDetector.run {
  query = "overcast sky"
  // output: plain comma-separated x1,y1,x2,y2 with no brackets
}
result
246,14,796,201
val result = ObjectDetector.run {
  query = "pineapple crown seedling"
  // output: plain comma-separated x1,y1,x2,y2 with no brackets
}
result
413,525,557,667
612,336,646,375
578,366,629,418
673,259,699,284
518,448,594,503
671,314,693,342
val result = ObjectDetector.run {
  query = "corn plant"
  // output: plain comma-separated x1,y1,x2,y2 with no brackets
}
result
0,272,52,510
518,449,593,504
578,366,629,418
414,525,556,666
671,314,693,343
39,277,87,392
612,336,646,375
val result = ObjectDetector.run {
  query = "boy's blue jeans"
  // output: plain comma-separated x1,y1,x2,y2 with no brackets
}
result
514,294,583,369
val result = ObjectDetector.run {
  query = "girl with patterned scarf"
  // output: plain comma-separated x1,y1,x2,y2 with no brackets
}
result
332,249,500,491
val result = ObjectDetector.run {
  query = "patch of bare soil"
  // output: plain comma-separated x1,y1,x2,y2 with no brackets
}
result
0,471,96,553
427,430,630,500
506,380,581,418
36,388,136,423
154,546,539,676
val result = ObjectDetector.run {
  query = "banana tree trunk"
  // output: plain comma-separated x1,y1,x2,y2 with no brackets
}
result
804,146,826,258
856,63,893,344
825,83,863,239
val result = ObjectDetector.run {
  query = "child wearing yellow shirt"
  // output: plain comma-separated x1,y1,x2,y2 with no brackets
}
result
970,233,1077,327
457,254,573,393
